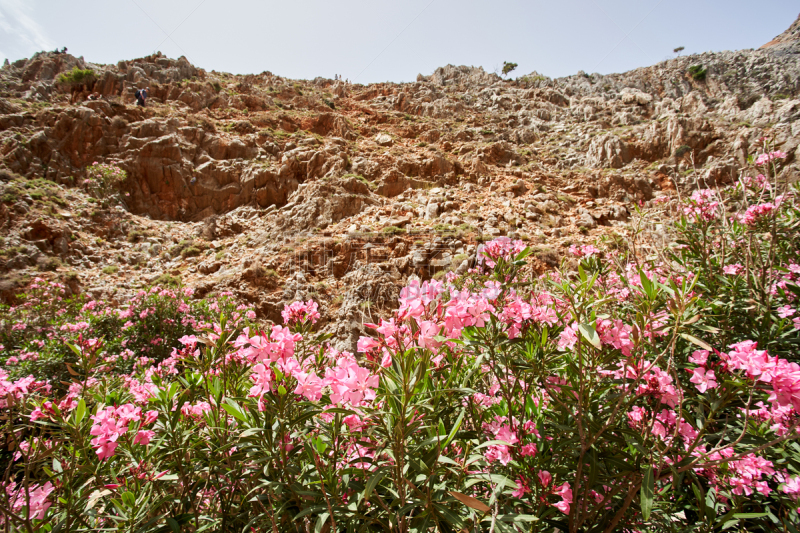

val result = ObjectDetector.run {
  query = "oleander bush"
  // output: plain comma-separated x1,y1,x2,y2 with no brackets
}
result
83,162,127,202
1,150,800,532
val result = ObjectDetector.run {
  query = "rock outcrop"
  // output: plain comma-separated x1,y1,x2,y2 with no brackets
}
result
1,15,799,349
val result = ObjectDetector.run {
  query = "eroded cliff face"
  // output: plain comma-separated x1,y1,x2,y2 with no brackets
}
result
1,15,799,348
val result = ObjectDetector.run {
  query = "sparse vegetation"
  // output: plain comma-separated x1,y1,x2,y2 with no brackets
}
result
382,225,406,235
151,273,181,287
501,61,518,77
39,256,61,271
674,144,692,158
56,67,96,87
688,64,707,81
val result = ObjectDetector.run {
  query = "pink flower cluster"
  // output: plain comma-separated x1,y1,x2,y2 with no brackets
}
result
737,200,780,225
281,299,320,326
526,472,572,514
740,174,771,191
238,303,382,409
723,263,744,275
477,236,526,269
719,341,800,412
90,404,158,460
726,453,775,496
2,481,54,521
0,371,50,408
683,189,719,222
568,244,600,258
755,151,787,166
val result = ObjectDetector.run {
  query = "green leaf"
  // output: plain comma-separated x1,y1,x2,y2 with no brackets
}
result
75,398,86,425
496,514,539,523
579,323,602,349
641,466,653,521
362,468,387,503
314,513,329,533
166,518,181,533
733,513,768,519
515,247,532,262
221,402,247,423
681,333,713,352
121,491,135,508
691,483,706,519
442,409,465,449
639,271,654,298
314,436,328,455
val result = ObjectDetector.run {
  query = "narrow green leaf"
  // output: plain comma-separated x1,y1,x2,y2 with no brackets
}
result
221,403,247,423
362,468,386,503
442,409,465,449
75,399,86,425
314,513,329,533
579,323,602,349
681,333,713,352
641,466,653,521
166,518,181,533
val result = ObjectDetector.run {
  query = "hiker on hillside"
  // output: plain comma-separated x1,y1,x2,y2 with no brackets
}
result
134,87,149,107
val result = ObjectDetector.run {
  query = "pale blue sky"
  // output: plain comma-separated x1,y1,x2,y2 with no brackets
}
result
0,0,797,83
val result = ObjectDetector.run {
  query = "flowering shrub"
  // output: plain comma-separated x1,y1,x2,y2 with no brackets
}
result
0,280,254,388
671,148,799,360
83,162,127,201
2,151,800,532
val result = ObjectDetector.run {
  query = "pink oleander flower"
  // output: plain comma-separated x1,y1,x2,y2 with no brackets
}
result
281,300,320,325
520,443,537,457
133,430,155,446
357,336,380,353
553,482,573,514
568,244,600,258
689,350,709,366
558,323,579,351
689,367,717,393
737,202,779,225
755,151,787,166
416,320,442,350
512,477,531,498
478,236,526,269
9,481,54,520
341,366,379,406
684,189,719,222
538,470,552,487
293,371,323,402
484,444,512,465
95,440,118,461
723,264,743,275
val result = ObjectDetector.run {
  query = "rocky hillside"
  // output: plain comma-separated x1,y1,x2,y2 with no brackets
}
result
1,14,799,348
